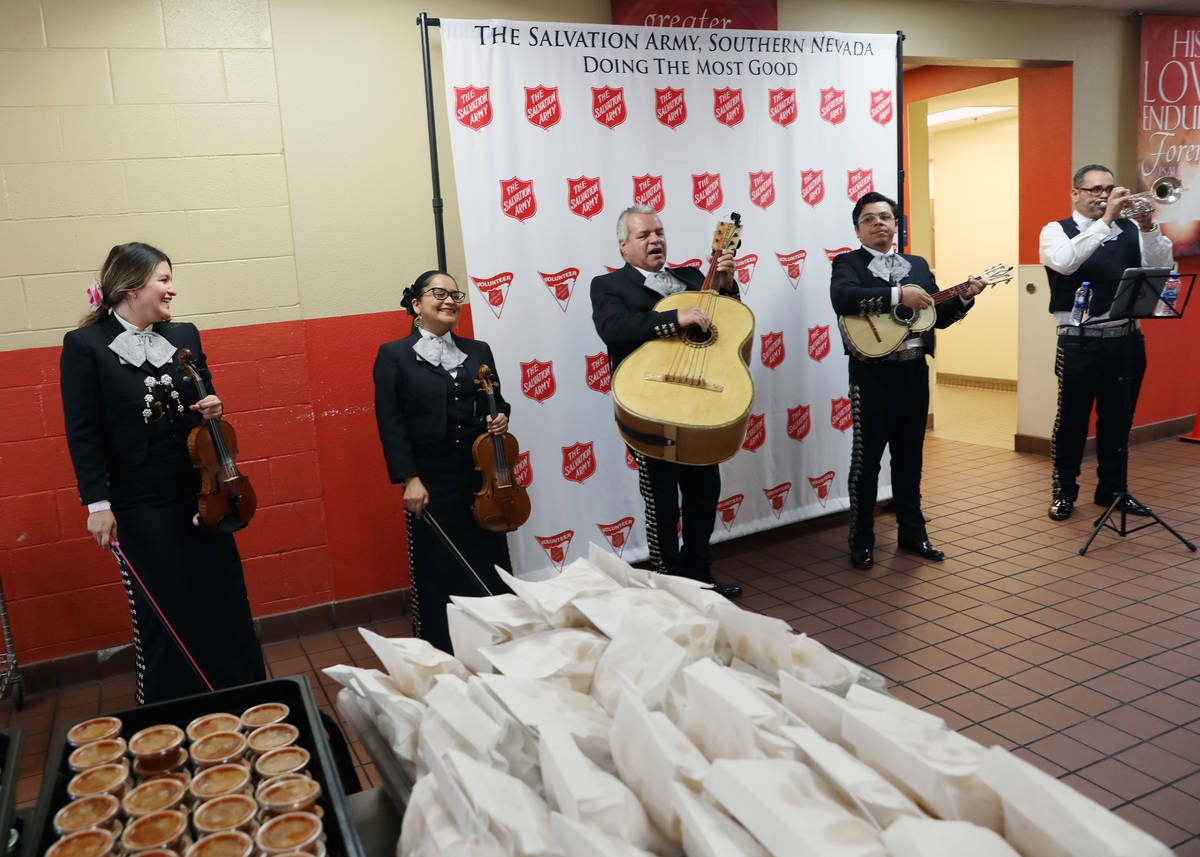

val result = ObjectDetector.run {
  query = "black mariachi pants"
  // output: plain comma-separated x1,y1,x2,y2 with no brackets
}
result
847,357,930,549
633,450,721,581
1052,331,1146,499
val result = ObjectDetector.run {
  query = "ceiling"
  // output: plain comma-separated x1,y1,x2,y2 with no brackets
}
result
954,0,1196,11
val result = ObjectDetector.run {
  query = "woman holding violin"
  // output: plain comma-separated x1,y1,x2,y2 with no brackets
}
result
60,242,265,704
373,270,514,653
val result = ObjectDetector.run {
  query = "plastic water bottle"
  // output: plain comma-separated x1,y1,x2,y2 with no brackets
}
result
1071,281,1091,325
1155,273,1180,317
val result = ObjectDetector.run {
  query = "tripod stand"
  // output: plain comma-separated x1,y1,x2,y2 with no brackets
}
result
1079,268,1197,555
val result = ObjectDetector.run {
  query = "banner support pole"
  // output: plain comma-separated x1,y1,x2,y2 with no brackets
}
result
896,30,907,252
416,12,448,271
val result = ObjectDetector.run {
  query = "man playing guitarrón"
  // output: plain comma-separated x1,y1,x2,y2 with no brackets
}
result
590,205,742,599
830,192,986,571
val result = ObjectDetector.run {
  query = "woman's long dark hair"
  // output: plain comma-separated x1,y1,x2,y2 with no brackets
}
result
79,242,172,327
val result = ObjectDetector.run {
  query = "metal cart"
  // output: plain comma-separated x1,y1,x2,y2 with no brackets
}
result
0,573,24,710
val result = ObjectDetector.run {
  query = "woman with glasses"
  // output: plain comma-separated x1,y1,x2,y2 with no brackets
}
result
372,270,513,652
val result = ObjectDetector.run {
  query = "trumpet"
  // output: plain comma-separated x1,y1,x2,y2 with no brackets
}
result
1107,175,1184,219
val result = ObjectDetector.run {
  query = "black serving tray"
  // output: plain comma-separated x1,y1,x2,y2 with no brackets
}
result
0,728,26,856
24,676,365,857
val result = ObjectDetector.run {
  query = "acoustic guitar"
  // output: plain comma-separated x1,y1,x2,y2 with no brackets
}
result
611,213,755,465
838,263,1013,358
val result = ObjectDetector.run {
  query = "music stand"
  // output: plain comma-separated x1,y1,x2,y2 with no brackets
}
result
1079,267,1197,555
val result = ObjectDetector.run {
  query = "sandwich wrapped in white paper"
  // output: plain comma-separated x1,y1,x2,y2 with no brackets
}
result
789,634,856,694
573,587,717,659
976,747,1172,857
610,692,711,841
480,627,608,694
779,671,851,747
549,813,657,857
591,623,689,716
538,722,676,856
442,749,557,857
448,594,550,673
842,709,1000,831
360,628,469,698
704,758,886,857
845,684,945,730
400,774,508,857
465,676,541,788
671,782,770,857
679,659,781,761
588,541,654,589
782,725,923,830
498,561,620,628
882,817,1021,857
477,673,614,770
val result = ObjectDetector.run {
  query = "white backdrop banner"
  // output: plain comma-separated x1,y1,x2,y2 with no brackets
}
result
439,19,898,578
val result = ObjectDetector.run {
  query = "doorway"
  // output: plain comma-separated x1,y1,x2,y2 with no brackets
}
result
910,79,1020,449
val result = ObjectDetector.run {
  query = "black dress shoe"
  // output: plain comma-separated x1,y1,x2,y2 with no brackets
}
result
850,546,874,570
704,581,743,599
897,538,945,561
1048,496,1074,521
1094,492,1152,516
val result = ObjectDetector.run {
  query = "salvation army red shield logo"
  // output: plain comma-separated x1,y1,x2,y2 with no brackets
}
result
655,87,687,129
847,169,873,201
809,471,836,507
870,89,893,125
825,247,853,262
761,331,785,369
713,87,744,128
520,359,556,404
800,169,824,207
763,482,791,518
831,397,853,432
716,494,744,531
499,177,536,222
633,175,664,212
808,325,831,361
524,85,560,130
567,176,603,220
536,530,574,571
819,87,846,125
539,267,579,312
592,87,626,129
768,88,797,127
514,451,532,487
734,253,757,290
776,250,806,289
625,448,637,470
562,441,596,484
787,405,811,442
585,353,611,394
749,171,775,210
742,414,765,452
692,173,722,213
453,85,492,130
597,517,635,556
469,272,512,319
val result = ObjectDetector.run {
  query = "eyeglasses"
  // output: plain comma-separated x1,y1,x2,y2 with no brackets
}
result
421,287,466,302
1076,185,1115,195
857,213,896,226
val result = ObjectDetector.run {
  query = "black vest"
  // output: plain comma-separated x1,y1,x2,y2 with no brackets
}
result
1045,218,1141,317
447,371,482,446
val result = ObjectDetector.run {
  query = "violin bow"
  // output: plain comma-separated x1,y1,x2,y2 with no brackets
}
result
109,539,215,691
419,511,495,597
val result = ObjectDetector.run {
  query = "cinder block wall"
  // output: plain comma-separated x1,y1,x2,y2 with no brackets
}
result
0,0,401,664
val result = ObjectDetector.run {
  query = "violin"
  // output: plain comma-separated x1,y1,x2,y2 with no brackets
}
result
471,365,531,533
177,349,256,534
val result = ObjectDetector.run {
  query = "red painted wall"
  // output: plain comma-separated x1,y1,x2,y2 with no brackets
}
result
904,64,1199,429
0,306,482,664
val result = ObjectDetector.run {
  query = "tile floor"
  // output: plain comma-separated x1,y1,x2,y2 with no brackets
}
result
2,427,1198,851
930,381,1018,449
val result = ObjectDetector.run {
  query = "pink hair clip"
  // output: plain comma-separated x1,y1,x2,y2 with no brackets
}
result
87,278,102,311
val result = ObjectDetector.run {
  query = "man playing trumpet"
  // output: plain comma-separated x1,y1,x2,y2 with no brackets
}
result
1040,164,1174,521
